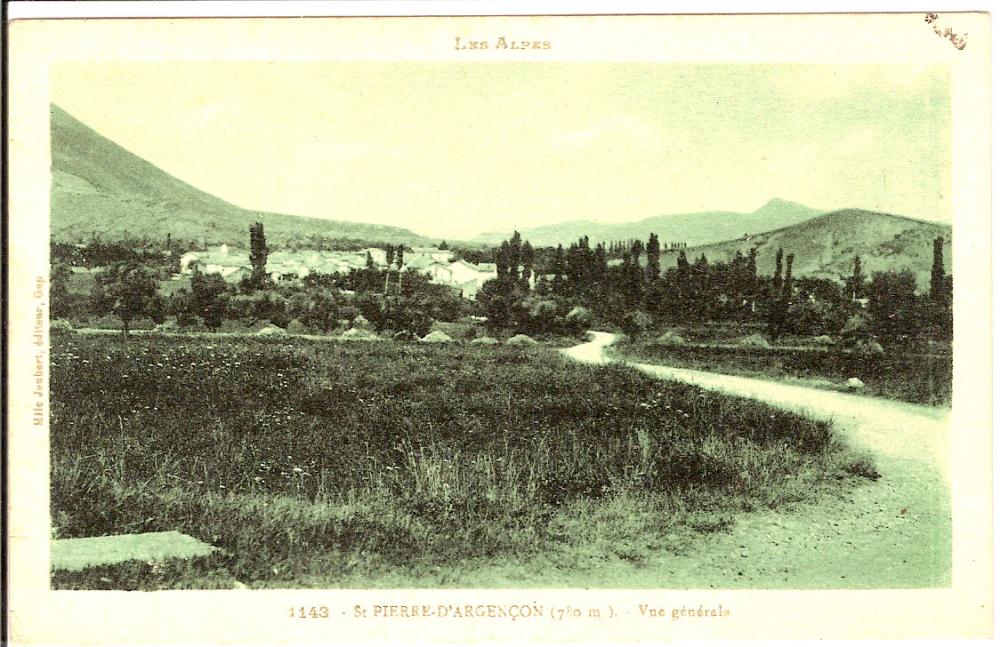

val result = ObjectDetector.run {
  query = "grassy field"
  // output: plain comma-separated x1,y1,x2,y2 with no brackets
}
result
614,339,951,406
50,332,877,589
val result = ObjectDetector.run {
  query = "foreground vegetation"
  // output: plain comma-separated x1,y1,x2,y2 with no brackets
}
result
51,333,877,589
614,337,952,407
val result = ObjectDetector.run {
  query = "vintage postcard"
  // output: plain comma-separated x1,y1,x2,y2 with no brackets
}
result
5,5,993,644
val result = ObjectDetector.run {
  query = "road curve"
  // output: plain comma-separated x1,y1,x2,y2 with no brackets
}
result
555,330,952,588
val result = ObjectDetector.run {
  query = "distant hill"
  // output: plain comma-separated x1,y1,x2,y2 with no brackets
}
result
472,198,823,247
50,104,433,246
661,209,952,288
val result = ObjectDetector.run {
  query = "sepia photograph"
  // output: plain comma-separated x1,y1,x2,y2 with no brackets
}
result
46,61,955,590
6,7,992,644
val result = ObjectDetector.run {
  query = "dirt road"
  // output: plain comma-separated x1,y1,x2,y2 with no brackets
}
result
549,331,952,588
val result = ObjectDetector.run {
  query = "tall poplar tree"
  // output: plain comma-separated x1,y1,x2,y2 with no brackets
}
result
930,237,946,304
249,222,269,288
645,233,661,281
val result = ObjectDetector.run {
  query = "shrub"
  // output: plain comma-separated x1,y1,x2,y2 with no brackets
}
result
855,340,885,355
737,333,770,348
655,330,685,346
622,311,653,338
286,319,308,335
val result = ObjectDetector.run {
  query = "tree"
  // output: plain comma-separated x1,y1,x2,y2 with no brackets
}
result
496,240,511,281
396,244,405,292
551,244,566,294
930,236,946,305
772,247,784,293
848,254,864,301
95,264,159,337
190,272,229,329
782,253,795,299
50,262,74,319
249,222,269,288
384,246,395,294
767,248,785,339
521,241,534,288
868,270,919,345
645,233,661,281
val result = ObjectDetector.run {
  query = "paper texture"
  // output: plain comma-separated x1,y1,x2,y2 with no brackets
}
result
7,9,992,643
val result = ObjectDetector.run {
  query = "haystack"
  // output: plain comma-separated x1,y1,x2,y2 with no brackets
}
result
420,330,455,343
256,324,286,336
505,334,538,346
340,327,379,341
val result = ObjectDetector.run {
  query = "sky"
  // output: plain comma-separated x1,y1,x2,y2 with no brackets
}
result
52,62,951,240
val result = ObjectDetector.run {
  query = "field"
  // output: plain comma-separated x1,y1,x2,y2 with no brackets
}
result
51,332,877,589
614,339,952,406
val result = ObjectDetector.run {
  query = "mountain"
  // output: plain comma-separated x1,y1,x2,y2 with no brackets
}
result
661,209,952,288
471,198,823,247
49,104,432,246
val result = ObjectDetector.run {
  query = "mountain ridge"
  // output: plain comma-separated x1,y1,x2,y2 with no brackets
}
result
472,198,825,247
660,208,952,288
50,104,434,246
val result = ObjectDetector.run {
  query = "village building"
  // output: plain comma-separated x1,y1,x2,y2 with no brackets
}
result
176,244,498,298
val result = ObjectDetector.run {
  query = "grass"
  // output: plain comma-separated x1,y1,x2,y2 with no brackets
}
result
50,332,877,589
615,338,951,406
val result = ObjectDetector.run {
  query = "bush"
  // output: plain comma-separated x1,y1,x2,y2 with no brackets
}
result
655,330,685,346
50,319,74,332
855,340,885,355
622,311,653,338
737,333,770,348
286,319,308,335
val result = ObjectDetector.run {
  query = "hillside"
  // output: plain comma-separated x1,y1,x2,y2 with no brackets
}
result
50,104,432,246
661,209,952,288
472,198,823,247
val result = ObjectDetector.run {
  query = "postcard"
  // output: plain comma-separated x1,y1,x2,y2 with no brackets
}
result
6,5,993,644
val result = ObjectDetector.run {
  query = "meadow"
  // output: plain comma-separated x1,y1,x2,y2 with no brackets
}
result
614,339,952,406
50,332,877,589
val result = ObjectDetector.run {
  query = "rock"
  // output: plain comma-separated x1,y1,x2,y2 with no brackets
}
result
255,324,286,336
846,377,865,390
340,327,380,341
50,531,216,572
505,334,538,346
420,330,455,343
469,336,499,345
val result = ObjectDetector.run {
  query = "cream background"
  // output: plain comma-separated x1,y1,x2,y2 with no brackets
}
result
7,11,992,643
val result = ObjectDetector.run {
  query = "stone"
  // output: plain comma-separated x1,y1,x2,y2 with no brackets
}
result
51,531,216,572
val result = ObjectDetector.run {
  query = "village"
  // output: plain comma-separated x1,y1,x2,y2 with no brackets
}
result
176,243,501,298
